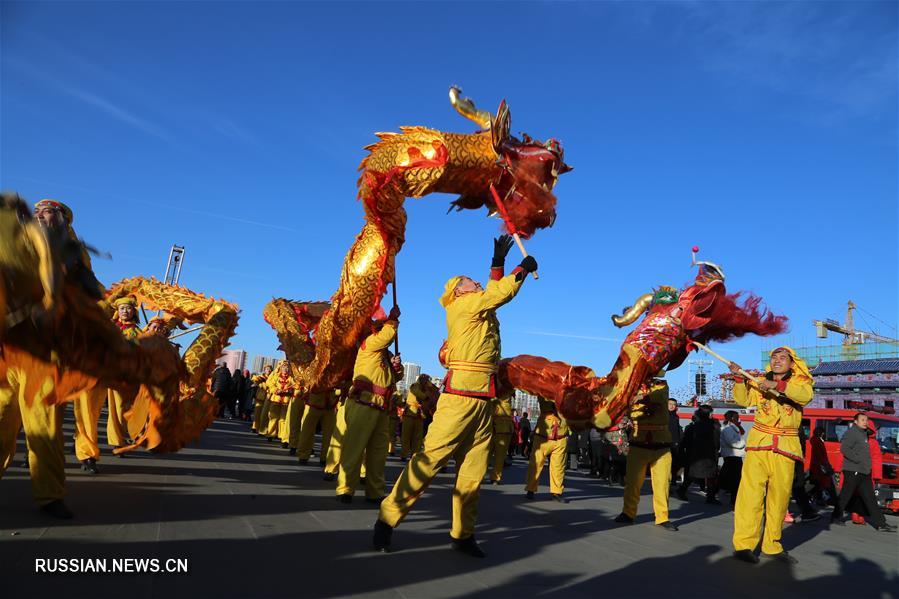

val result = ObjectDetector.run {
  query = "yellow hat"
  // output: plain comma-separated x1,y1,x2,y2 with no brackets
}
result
766,346,812,381
34,199,74,225
114,295,137,307
440,276,464,308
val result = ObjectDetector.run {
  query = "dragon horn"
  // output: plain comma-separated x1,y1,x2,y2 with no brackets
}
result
448,86,493,130
611,293,653,328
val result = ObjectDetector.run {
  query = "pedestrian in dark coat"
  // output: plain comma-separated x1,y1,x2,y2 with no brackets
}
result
211,364,233,418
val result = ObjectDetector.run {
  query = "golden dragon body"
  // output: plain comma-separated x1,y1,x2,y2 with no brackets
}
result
266,88,569,390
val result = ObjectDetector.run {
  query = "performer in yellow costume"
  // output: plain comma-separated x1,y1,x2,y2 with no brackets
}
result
489,387,514,484
284,386,307,453
525,396,569,502
1,199,95,517
729,347,813,564
322,382,367,481
251,365,273,434
614,374,678,530
401,374,434,460
106,295,141,451
297,387,339,465
375,236,536,557
336,307,400,502
265,361,297,441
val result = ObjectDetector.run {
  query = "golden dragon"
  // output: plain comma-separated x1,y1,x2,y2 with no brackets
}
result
105,277,239,452
265,87,570,390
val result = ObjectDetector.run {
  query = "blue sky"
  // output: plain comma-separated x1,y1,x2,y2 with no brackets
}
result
2,1,896,398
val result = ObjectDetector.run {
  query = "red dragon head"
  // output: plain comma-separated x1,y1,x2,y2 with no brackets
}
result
447,87,571,238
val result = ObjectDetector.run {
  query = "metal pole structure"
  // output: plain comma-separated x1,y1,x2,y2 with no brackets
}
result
159,244,186,316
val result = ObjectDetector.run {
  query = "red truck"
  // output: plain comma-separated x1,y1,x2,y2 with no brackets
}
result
677,406,899,513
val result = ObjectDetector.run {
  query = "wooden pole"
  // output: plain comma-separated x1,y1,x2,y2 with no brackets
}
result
691,340,762,384
392,280,399,355
489,184,538,280
168,325,204,340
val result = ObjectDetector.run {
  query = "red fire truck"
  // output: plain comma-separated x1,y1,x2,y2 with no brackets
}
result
677,406,899,513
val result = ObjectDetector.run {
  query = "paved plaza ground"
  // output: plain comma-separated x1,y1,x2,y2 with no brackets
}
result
1,416,896,598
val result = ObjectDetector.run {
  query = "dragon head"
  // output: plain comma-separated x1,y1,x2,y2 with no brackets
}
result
448,87,571,238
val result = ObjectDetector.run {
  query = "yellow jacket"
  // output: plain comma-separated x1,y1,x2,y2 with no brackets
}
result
492,394,514,434
734,348,814,460
443,273,524,397
535,396,568,440
307,388,340,410
266,365,299,405
252,374,269,403
351,322,398,409
629,380,672,446
119,322,141,341
404,382,428,418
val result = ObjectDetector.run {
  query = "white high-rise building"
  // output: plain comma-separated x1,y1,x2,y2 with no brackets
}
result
399,362,421,394
217,349,247,373
512,389,539,425
251,354,281,373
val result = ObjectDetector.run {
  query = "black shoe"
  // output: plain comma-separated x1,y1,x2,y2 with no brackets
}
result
288,448,297,456
761,551,798,565
80,458,99,475
451,535,486,558
551,494,569,504
267,437,273,442
322,472,336,482
830,516,846,527
675,488,688,501
525,491,535,500
613,513,635,525
40,500,74,519
298,458,309,465
281,442,289,449
798,512,821,523
365,496,386,505
657,521,679,531
360,476,367,485
733,549,759,564
373,519,393,553
705,497,722,505
337,494,353,504
875,523,897,533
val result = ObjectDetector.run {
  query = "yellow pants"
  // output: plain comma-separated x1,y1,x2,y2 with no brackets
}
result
324,401,346,475
525,435,567,495
0,371,66,506
72,386,106,462
106,387,134,447
733,450,794,554
251,398,265,431
489,432,511,482
388,416,400,455
622,446,672,523
285,396,306,448
255,397,271,434
266,402,287,439
380,393,492,539
401,416,424,459
336,399,388,498
297,407,336,462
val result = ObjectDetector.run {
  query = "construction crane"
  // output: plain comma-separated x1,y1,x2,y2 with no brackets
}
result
814,301,899,345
